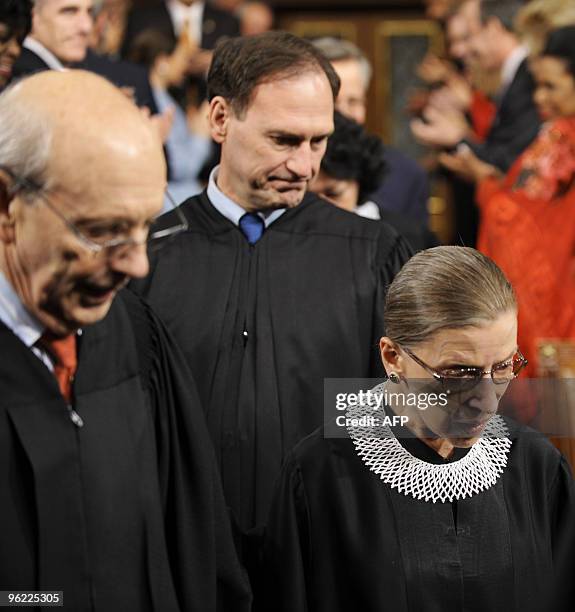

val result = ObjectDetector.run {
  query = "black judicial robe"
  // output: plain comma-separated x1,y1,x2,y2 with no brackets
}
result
0,290,251,612
257,420,575,612
132,192,411,529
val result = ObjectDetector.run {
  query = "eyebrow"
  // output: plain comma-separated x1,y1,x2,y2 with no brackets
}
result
73,214,156,228
437,347,519,370
267,130,332,141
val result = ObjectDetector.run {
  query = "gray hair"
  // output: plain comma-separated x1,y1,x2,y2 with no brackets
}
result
384,246,517,348
0,81,52,192
311,37,373,88
480,0,523,33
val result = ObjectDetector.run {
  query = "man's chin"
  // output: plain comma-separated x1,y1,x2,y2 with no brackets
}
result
63,48,88,65
268,187,306,209
58,292,117,332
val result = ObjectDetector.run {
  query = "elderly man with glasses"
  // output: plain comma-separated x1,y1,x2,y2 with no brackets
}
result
0,70,251,611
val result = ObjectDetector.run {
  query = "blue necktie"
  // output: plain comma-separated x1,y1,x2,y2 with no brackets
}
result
239,213,265,245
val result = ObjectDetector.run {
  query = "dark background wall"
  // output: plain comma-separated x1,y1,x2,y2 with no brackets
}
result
269,0,422,8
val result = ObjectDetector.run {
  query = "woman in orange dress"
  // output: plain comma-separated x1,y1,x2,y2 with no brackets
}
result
443,25,575,376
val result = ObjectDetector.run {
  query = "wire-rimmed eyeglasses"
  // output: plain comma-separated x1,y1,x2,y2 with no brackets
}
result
1,164,188,256
400,345,528,394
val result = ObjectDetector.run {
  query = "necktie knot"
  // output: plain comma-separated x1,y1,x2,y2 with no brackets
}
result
39,333,77,402
239,213,265,245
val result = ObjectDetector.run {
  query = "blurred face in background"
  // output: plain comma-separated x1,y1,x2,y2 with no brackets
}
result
311,171,359,212
532,55,575,120
468,16,508,73
32,0,93,64
240,2,274,37
332,58,367,125
0,23,24,88
424,0,452,21
447,13,472,64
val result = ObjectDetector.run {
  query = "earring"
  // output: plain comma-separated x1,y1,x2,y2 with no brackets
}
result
388,372,400,384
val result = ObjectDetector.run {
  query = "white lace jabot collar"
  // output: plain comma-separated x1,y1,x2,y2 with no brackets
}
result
346,384,512,503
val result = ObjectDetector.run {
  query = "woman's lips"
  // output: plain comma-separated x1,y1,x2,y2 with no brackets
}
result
0,63,13,78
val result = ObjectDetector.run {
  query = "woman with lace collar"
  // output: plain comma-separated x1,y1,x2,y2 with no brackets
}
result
255,246,575,612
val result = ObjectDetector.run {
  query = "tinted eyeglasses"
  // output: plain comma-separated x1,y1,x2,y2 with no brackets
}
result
1,165,188,256
400,345,528,394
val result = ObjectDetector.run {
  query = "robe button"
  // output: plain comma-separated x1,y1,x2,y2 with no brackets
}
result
224,432,236,448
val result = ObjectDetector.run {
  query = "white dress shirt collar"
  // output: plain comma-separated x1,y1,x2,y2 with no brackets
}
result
0,270,44,349
356,201,381,220
23,37,66,71
499,44,529,97
166,0,205,45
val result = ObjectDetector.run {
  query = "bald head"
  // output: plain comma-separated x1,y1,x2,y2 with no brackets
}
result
14,70,165,189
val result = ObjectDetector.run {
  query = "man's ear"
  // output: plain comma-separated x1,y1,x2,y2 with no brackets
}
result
208,96,232,144
0,171,16,244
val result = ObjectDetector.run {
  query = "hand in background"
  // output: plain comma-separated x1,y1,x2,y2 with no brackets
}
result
428,75,473,113
411,105,471,148
416,53,454,85
187,50,213,77
150,106,176,144
406,88,431,117
187,100,212,139
439,145,502,183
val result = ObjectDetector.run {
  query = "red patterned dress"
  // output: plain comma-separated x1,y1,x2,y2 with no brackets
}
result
477,117,575,375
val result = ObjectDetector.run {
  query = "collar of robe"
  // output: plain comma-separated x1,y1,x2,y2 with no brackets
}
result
345,386,512,504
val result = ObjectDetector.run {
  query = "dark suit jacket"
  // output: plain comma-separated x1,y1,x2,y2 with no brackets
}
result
121,0,240,58
379,209,438,252
12,46,158,113
464,58,541,173
11,46,49,80
368,146,430,221
78,49,158,113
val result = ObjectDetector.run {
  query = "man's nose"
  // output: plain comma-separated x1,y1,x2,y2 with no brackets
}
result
6,37,20,59
534,88,546,107
78,12,94,34
285,143,313,179
109,242,150,279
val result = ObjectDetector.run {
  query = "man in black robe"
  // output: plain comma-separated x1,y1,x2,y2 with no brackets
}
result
0,70,250,611
132,32,412,531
